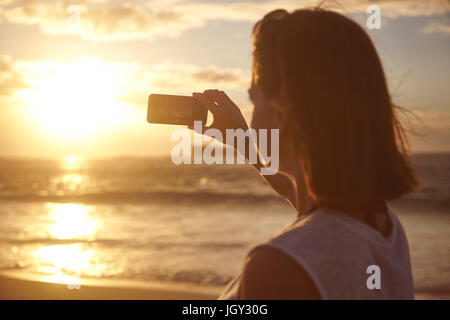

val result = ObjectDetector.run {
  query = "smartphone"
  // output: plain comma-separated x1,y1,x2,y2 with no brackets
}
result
147,94,208,125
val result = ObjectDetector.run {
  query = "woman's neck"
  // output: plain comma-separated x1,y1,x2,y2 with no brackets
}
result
288,162,315,218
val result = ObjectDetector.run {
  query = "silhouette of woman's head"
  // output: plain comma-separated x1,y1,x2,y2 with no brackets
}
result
249,8,417,207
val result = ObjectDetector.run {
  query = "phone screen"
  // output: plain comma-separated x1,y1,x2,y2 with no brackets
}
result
147,94,207,125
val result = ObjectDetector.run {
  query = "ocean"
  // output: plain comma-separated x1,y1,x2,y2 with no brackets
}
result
0,153,448,296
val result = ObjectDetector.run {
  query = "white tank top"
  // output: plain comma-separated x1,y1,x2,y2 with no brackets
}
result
218,205,414,299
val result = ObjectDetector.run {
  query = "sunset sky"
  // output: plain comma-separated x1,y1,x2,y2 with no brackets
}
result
0,0,449,158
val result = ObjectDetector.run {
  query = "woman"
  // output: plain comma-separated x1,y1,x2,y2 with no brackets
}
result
191,7,418,299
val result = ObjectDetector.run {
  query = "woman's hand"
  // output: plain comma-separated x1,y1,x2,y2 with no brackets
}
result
190,90,249,145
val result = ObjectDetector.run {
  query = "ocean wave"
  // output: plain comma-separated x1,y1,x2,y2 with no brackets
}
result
1,189,447,210
0,265,234,286
0,190,284,205
0,238,123,246
0,237,247,250
155,269,233,286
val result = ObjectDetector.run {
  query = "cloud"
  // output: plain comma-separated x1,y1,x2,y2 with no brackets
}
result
0,0,231,41
1,0,449,41
0,55,28,96
148,62,250,90
422,20,450,36
1,55,249,106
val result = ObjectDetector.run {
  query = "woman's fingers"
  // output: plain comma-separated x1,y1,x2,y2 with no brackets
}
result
193,92,218,115
204,90,231,110
203,89,221,99
204,89,242,120
192,89,247,134
206,90,228,107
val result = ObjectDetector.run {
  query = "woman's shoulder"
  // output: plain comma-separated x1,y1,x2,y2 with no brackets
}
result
239,244,322,299
237,208,344,299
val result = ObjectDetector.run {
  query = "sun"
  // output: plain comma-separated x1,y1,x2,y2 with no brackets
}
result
25,56,130,141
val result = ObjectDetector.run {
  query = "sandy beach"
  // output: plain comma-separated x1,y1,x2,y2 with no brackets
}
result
1,270,449,300
0,271,221,300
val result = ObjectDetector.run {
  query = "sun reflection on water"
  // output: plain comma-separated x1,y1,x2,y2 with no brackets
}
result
47,203,98,240
32,203,102,284
33,244,94,283
60,155,84,171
